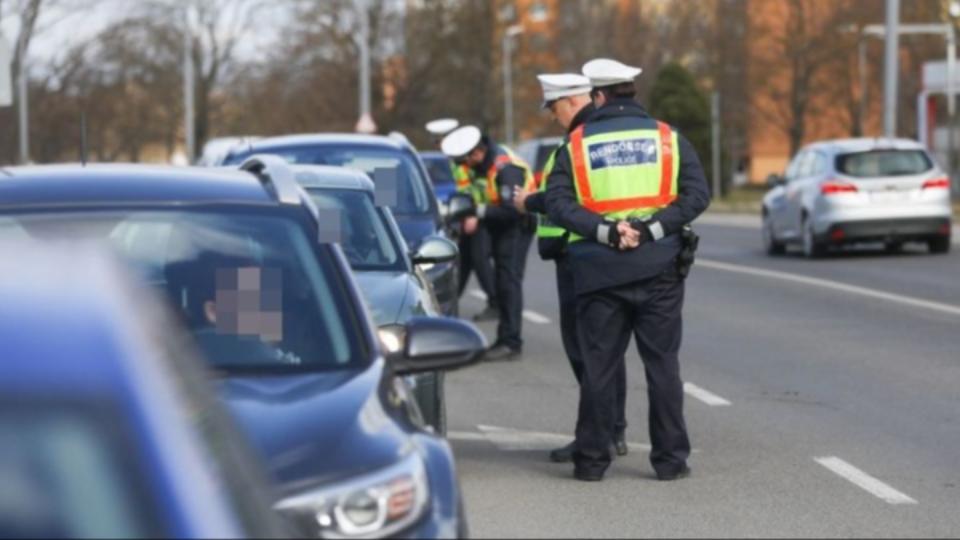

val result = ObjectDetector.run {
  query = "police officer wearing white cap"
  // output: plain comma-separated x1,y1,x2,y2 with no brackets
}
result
544,58,710,482
426,119,500,317
442,126,535,360
514,73,629,462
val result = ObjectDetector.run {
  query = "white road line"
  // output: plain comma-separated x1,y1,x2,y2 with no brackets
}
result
468,289,487,301
699,258,960,318
814,456,918,505
447,431,486,442
683,382,732,406
476,425,652,452
523,310,552,324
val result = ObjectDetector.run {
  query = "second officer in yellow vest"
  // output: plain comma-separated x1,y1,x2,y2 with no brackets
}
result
443,126,535,360
544,59,710,482
515,73,629,461
426,118,500,315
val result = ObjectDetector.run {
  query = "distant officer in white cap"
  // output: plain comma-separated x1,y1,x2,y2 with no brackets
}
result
425,118,460,143
544,58,711,482
442,125,535,361
427,119,500,316
514,73,629,463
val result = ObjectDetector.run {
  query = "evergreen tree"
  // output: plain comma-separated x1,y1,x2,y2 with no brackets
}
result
648,63,712,180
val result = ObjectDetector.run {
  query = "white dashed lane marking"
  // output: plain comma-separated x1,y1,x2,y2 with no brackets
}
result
447,425,701,453
814,456,918,505
466,289,552,324
683,382,732,407
522,310,552,325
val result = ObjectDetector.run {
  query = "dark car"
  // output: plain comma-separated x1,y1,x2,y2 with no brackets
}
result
419,151,458,209
291,164,460,434
0,160,486,538
516,137,563,188
223,134,461,317
0,247,288,539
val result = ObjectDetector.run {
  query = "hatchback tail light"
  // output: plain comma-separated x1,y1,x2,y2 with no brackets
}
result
922,177,951,190
821,180,858,195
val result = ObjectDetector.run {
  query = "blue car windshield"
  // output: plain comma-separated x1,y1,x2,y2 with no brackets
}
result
422,156,455,186
226,145,432,215
306,188,407,272
0,210,368,373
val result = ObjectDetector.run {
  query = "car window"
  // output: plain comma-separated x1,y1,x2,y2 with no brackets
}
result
226,145,431,215
0,211,368,374
836,150,934,178
422,156,455,187
785,151,805,180
0,405,164,538
306,188,405,272
809,151,828,177
795,152,815,179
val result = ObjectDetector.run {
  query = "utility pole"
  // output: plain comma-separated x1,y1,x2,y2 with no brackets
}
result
711,92,721,199
883,0,900,137
16,26,30,164
183,4,196,164
354,0,376,134
502,25,523,146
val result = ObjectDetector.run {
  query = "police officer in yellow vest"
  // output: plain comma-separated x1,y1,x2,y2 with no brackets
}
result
426,118,499,315
443,126,535,360
544,59,710,482
515,73,629,461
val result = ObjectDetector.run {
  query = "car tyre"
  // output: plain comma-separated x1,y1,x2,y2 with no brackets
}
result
802,216,825,259
928,236,951,254
762,212,786,255
434,372,447,436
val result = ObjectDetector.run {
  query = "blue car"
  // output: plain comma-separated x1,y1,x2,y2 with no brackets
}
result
0,159,485,538
223,134,461,317
292,165,460,435
419,151,458,206
0,248,287,539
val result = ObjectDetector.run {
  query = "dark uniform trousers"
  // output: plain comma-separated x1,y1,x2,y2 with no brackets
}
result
489,218,533,350
574,269,690,477
556,255,627,435
457,226,499,309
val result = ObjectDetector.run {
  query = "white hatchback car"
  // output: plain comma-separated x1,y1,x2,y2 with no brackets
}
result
762,138,953,258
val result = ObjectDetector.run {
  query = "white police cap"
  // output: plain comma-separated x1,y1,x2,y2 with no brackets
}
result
581,58,642,88
425,118,460,136
441,125,482,158
537,73,592,109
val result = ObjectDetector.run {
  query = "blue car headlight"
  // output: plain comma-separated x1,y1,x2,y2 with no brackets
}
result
275,453,429,538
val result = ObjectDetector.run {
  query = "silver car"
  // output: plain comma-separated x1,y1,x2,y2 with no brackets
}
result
762,138,953,258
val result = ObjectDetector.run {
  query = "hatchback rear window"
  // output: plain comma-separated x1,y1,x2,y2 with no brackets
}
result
836,150,933,178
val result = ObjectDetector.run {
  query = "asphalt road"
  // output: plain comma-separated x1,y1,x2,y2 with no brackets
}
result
446,213,960,538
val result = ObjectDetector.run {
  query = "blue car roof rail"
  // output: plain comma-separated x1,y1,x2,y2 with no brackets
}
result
239,154,302,205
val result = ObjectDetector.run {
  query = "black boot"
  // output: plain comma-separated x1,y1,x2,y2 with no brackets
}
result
472,304,499,322
549,441,576,463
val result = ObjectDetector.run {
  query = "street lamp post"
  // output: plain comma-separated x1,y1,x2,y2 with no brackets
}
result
502,25,523,146
353,0,375,134
883,0,901,138
183,4,196,164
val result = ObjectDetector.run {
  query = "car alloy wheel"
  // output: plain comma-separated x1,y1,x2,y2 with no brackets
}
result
763,213,785,255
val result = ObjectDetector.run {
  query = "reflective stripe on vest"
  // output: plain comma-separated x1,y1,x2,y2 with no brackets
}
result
569,121,678,216
536,148,566,239
484,146,534,205
452,162,472,192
